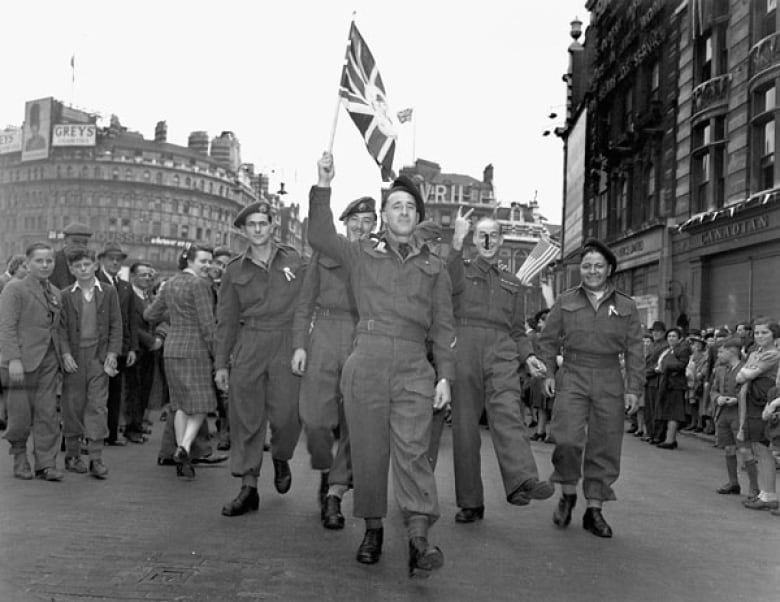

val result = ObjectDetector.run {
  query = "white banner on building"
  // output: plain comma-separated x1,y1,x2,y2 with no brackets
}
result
0,127,22,154
52,124,96,147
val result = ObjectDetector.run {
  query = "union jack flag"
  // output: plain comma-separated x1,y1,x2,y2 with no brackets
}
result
397,108,413,123
339,22,397,181
515,237,561,285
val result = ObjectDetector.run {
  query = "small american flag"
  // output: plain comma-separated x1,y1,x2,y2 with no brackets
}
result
515,237,560,285
396,108,413,123
339,22,397,181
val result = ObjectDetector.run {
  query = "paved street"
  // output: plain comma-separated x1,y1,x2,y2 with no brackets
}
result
1,415,778,602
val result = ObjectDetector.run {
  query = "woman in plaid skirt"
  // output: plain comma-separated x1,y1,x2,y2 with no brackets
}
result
144,244,216,479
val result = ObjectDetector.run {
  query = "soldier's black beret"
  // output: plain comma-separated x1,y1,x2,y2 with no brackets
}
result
580,238,617,275
339,196,376,221
385,175,425,221
234,201,272,228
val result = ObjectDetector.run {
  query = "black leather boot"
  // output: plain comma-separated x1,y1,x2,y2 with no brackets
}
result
273,458,291,494
454,505,485,523
322,495,345,530
582,507,613,538
318,472,329,516
221,486,260,517
408,536,444,578
356,528,383,564
552,493,577,528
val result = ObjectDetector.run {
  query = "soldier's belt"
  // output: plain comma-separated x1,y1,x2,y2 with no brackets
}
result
356,319,426,343
457,317,508,332
563,351,620,368
315,307,358,322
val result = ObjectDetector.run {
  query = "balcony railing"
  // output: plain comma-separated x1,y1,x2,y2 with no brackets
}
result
691,74,730,116
750,32,780,80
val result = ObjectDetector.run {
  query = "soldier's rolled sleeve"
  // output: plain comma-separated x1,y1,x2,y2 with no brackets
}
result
623,305,646,396
215,270,240,370
430,267,456,381
291,254,320,350
536,300,563,376
308,187,359,268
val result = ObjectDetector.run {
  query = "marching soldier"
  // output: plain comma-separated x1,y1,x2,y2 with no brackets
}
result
291,196,377,529
537,238,644,538
309,152,455,579
447,209,553,524
215,201,304,517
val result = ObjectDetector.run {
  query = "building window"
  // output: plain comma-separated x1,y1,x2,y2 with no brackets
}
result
173,175,180,186
752,85,777,192
144,170,151,181
108,217,118,232
112,168,119,180
121,218,131,233
152,221,161,235
156,172,163,184
181,225,189,238
757,0,777,38
125,168,133,181
196,227,203,240
692,116,726,211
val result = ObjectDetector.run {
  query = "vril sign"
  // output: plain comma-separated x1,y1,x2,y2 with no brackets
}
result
699,215,770,246
52,124,96,147
420,182,494,204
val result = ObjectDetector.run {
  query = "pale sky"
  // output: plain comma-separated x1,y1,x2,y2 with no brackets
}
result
1,0,586,224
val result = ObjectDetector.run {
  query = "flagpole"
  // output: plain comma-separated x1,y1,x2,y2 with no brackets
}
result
412,108,417,163
328,13,356,153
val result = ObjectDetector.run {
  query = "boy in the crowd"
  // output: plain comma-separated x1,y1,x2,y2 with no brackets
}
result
59,246,122,479
0,242,63,481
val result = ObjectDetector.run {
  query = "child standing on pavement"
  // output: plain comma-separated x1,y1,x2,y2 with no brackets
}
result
59,246,122,479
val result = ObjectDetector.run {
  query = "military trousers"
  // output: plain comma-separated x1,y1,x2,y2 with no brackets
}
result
1,343,61,471
341,333,439,524
298,317,352,487
452,326,540,509
549,360,625,501
61,343,109,457
228,328,301,478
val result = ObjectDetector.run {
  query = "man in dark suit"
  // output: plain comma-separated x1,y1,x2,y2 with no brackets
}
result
50,223,93,290
96,242,138,444
124,261,160,443
0,242,64,481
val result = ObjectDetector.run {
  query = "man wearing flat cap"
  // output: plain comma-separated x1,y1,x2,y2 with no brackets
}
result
50,223,93,290
537,238,644,538
309,152,455,578
215,200,305,517
96,242,139,445
291,195,377,529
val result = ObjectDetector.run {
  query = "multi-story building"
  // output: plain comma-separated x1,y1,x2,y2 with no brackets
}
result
672,0,780,328
0,96,311,272
557,0,780,330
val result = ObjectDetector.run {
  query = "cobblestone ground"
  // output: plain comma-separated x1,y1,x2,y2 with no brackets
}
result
1,414,778,601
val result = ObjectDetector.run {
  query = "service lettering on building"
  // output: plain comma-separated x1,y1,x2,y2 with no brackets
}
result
615,239,645,258
699,215,770,246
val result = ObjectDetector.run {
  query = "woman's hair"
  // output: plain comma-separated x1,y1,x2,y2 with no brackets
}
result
751,316,780,339
665,327,683,341
177,242,213,271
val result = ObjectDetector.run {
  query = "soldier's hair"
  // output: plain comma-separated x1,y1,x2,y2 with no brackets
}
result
66,246,96,264
177,242,213,271
5,254,26,275
25,241,53,258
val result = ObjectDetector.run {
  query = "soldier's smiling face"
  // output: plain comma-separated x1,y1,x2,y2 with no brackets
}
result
579,250,609,291
242,213,273,247
473,218,502,260
345,212,376,242
382,191,418,237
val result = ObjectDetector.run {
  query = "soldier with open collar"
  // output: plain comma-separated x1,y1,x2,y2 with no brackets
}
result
537,238,644,538
291,195,377,529
446,208,554,525
215,200,305,517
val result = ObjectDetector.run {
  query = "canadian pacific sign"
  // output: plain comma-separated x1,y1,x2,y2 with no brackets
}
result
0,127,22,154
52,124,96,147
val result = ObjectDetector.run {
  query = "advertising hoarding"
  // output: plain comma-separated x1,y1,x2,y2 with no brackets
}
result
22,97,53,162
0,127,22,154
52,124,96,147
